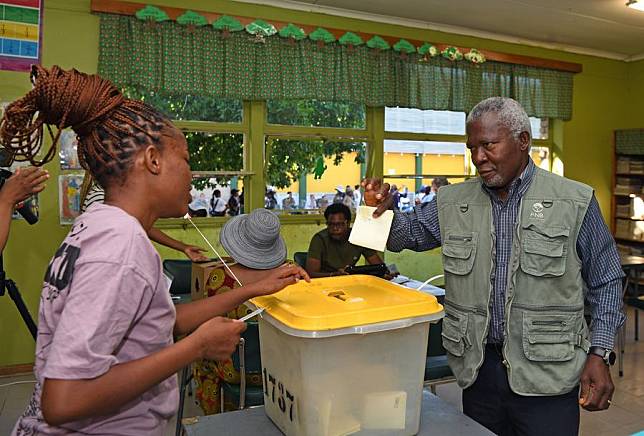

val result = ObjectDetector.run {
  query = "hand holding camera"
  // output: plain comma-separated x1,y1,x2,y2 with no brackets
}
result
0,167,49,224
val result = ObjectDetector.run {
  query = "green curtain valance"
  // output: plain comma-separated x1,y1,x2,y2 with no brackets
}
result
616,129,644,155
98,14,573,120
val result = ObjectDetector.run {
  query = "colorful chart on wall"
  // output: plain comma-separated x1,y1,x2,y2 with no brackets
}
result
59,129,82,170
58,173,83,225
0,0,43,72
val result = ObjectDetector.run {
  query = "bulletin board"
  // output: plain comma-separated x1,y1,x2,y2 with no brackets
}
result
0,0,42,72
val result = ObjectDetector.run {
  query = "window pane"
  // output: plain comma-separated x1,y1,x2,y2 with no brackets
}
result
385,107,465,135
266,100,366,129
123,87,242,123
384,139,467,211
265,138,366,213
186,132,243,172
531,146,550,171
188,176,245,218
530,117,548,140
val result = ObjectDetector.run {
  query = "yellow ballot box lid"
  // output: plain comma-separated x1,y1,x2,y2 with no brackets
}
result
249,275,444,337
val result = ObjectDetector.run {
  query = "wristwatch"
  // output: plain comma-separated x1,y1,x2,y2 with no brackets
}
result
588,346,616,366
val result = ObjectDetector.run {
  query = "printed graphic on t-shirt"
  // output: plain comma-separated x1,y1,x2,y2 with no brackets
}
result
43,242,80,301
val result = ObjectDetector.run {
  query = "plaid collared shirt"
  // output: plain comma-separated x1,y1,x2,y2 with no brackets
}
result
388,159,625,349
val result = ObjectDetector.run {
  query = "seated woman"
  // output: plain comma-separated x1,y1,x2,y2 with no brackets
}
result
193,208,288,414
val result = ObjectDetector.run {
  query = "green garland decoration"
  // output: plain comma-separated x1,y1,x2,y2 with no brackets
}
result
464,48,486,64
309,27,336,44
338,32,364,47
245,19,277,37
212,15,244,32
441,46,463,61
417,42,438,57
134,9,485,63
176,10,208,27
135,5,170,23
366,35,390,50
279,23,306,40
393,39,416,54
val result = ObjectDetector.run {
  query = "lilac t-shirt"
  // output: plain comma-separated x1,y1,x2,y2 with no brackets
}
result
13,203,178,435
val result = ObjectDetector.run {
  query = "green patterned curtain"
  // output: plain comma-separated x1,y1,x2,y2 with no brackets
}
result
616,129,644,155
98,14,573,120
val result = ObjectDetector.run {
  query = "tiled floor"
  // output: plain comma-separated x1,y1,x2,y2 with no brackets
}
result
1,307,643,435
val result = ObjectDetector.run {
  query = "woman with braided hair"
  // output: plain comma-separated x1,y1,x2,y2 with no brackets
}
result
2,66,309,435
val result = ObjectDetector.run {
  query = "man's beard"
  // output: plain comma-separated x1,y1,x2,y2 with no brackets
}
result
482,173,505,188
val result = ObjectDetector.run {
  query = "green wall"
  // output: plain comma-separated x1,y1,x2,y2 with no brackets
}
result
0,0,641,367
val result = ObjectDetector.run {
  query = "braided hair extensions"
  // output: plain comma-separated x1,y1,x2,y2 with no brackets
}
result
0,65,172,188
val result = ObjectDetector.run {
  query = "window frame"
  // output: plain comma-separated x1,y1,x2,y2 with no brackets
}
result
155,101,554,229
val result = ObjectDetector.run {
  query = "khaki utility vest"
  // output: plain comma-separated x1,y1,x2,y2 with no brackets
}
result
437,167,592,395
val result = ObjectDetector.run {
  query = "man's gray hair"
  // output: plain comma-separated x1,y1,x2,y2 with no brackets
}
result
466,97,532,144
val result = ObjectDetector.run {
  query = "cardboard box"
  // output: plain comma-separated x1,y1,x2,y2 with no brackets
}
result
191,260,223,301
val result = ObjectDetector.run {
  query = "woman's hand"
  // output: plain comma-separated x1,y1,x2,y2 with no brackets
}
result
191,317,247,361
0,166,49,206
250,263,310,296
183,245,208,262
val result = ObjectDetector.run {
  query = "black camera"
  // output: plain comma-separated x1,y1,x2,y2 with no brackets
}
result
0,168,39,225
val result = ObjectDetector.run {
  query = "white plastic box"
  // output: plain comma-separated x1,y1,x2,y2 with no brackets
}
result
249,275,444,436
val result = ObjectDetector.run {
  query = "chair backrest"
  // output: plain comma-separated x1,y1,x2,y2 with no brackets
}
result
163,259,192,295
293,252,308,268
232,322,262,373
427,320,447,357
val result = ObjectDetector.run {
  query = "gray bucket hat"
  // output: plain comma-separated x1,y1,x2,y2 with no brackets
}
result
219,208,287,269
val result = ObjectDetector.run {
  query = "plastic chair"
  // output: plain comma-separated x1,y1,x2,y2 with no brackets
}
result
220,322,264,411
163,259,194,436
163,259,193,296
293,252,308,268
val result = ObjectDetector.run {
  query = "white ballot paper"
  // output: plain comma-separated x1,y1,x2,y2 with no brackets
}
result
349,205,394,252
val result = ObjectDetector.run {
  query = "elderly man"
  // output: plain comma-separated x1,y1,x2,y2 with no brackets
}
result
364,97,624,436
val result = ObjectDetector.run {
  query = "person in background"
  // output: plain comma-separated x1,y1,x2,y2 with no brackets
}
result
80,171,208,262
0,166,49,251
227,189,240,216
193,208,290,414
363,96,624,436
332,185,345,204
415,185,432,205
264,189,278,210
282,191,296,210
343,186,355,209
305,203,383,278
190,193,209,217
353,184,362,206
390,184,400,210
209,189,227,217
307,194,317,210
431,176,450,196
2,66,309,435
318,195,329,212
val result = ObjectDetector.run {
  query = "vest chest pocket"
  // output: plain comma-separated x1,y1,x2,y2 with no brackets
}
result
520,225,569,277
441,309,470,357
522,313,577,362
442,232,477,276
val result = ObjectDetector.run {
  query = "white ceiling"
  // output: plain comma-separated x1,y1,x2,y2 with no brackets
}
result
241,0,644,61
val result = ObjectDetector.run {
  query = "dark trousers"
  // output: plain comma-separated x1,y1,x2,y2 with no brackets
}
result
463,344,580,436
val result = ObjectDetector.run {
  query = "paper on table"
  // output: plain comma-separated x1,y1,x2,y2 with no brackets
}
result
349,205,394,252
